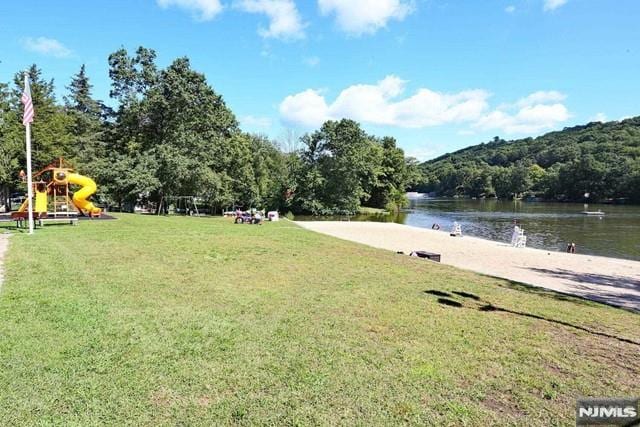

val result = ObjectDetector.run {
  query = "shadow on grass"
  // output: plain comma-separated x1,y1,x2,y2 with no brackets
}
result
424,290,452,298
436,298,463,307
527,267,640,290
452,291,480,300
480,274,640,315
424,289,640,347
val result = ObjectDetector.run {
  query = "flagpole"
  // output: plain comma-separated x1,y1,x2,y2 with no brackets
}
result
24,72,34,235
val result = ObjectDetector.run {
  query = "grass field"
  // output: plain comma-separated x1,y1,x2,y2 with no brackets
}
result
0,214,638,425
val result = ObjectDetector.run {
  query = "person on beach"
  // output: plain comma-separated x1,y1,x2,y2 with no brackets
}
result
566,242,576,253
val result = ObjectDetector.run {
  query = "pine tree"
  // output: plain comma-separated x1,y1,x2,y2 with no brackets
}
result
12,65,73,167
65,65,107,164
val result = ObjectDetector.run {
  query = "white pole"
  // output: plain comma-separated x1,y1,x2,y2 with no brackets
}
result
24,73,35,235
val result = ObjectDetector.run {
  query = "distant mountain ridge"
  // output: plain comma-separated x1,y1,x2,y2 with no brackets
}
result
415,116,640,203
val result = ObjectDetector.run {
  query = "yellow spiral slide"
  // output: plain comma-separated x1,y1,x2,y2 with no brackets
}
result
68,172,102,215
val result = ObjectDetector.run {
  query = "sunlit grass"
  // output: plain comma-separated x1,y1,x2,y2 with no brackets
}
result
0,214,637,425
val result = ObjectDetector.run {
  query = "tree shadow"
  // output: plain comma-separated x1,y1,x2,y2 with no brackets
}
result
437,298,463,307
0,222,17,232
452,291,480,300
516,268,640,312
426,290,640,347
488,277,640,314
527,267,640,290
476,303,640,346
424,290,452,298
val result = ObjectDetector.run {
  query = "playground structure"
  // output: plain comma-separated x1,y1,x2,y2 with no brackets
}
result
11,158,101,225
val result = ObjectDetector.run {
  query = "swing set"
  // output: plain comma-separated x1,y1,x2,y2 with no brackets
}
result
156,196,201,216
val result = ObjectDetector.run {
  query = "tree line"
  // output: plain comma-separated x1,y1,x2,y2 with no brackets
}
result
414,119,640,203
0,47,420,215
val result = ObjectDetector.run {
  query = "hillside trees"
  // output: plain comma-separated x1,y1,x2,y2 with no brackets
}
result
416,118,640,202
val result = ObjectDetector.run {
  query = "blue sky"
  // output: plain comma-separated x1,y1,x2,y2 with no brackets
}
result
1,0,638,160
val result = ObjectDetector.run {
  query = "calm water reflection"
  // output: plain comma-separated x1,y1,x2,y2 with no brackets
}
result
295,199,640,261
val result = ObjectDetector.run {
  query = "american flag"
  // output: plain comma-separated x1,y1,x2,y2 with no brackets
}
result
21,76,34,126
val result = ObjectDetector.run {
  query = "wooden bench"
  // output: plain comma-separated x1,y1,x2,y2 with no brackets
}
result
15,215,78,228
38,217,78,226
409,251,441,262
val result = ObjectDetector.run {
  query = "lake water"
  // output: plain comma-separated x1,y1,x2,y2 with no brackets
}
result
295,199,640,261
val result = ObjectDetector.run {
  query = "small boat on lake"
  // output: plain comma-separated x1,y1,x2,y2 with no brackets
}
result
581,210,605,216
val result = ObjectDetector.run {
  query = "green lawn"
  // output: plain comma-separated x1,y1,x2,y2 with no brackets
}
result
0,214,638,426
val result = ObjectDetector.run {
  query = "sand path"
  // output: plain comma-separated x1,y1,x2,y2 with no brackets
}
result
296,221,640,312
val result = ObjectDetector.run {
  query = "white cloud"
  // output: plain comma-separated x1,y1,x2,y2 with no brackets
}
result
303,56,320,67
318,0,414,35
240,115,273,128
515,90,566,108
280,77,571,135
589,112,607,123
505,5,516,13
405,147,439,161
280,89,330,128
279,75,490,129
474,92,570,134
21,37,72,58
543,0,567,12
235,0,305,40
157,0,223,20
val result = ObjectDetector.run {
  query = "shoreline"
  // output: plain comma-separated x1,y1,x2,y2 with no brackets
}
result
400,222,637,264
296,221,640,312
407,196,638,206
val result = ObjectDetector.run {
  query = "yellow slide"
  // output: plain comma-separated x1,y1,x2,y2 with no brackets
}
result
68,172,101,215
16,192,46,213
14,185,47,217
35,187,47,213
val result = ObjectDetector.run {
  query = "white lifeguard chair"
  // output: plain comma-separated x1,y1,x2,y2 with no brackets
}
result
511,226,527,248
511,226,521,246
450,221,462,237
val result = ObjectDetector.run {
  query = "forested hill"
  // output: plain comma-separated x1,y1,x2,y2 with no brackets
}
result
415,117,640,203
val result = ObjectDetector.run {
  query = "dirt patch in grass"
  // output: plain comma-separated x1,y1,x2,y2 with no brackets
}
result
552,328,640,386
482,394,526,419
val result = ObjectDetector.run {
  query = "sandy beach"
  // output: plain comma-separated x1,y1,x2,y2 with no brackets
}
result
296,221,640,312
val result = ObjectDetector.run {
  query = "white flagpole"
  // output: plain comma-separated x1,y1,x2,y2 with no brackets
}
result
24,73,34,235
